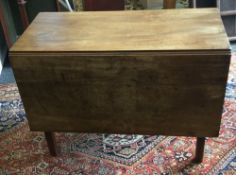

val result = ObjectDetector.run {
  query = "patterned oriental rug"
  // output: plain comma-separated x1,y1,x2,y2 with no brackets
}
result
0,54,236,174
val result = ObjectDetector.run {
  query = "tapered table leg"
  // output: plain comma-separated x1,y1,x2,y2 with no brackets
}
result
45,132,57,156
193,137,205,163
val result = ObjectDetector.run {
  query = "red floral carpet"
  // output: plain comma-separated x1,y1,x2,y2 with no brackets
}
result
0,54,236,174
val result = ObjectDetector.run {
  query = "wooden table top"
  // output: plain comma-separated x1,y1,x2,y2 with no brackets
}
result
10,8,230,54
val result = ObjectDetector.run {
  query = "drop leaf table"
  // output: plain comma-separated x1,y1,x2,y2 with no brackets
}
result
10,9,231,163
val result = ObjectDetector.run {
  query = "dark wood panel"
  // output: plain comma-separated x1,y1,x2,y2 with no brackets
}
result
84,0,124,11
11,54,230,137
163,0,176,9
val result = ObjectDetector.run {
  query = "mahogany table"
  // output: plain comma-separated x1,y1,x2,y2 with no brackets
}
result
10,9,231,163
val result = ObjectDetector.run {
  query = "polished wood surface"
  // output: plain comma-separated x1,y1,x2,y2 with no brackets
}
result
10,8,230,53
10,9,230,138
11,53,230,137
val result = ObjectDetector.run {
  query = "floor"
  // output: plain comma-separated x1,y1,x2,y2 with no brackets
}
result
1,42,236,84
1,51,236,174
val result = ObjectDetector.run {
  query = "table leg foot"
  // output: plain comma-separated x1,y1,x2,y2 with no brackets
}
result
193,137,205,163
45,132,57,156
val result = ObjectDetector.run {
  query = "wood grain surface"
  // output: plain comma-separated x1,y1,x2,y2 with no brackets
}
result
10,9,231,137
11,53,230,137
10,8,230,53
